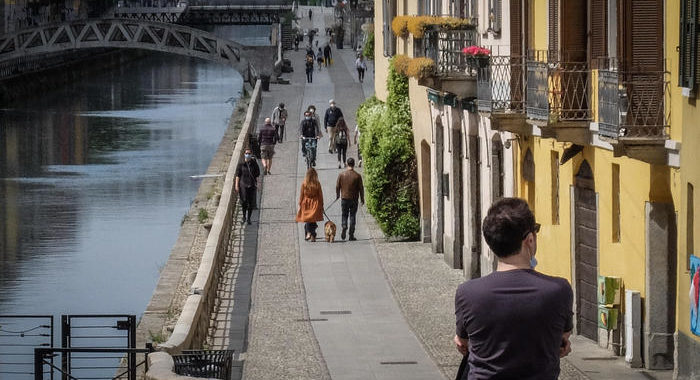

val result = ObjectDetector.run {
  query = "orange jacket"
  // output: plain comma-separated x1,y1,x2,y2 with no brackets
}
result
296,183,324,222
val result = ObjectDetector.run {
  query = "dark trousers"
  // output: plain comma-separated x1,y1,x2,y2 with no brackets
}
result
306,69,313,83
304,222,318,237
341,199,359,235
357,68,365,82
336,142,347,164
275,124,285,142
239,187,256,219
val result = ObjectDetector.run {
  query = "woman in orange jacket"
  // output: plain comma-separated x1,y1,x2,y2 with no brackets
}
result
296,168,324,241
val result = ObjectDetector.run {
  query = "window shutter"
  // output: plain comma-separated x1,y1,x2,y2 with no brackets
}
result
494,0,503,34
561,0,587,61
680,0,698,89
511,0,522,55
590,0,608,66
629,0,663,71
549,0,559,56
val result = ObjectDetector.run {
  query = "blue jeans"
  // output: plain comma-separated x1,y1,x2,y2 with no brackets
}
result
341,199,359,235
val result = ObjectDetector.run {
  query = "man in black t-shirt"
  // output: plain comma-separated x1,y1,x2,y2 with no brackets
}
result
454,197,573,380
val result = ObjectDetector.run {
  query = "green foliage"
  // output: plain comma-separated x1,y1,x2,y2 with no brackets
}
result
356,58,420,239
363,32,375,60
198,208,209,224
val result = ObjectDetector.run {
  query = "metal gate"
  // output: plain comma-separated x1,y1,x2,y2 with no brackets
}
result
0,315,54,379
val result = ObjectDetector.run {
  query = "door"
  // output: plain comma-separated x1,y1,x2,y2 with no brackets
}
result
574,160,598,341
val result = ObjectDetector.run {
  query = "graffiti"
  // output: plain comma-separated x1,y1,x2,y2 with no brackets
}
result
691,255,700,336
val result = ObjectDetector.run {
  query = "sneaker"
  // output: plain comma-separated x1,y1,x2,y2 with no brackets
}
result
358,159,362,167
305,233,311,241
348,235,357,241
329,149,333,154
341,227,347,240
338,162,342,169
247,218,252,225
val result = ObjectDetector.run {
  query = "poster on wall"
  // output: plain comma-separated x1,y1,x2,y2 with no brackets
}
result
691,255,700,337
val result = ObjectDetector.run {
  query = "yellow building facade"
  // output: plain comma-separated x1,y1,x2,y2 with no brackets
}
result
374,0,697,376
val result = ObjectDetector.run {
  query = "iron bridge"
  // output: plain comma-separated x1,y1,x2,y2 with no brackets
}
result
0,18,260,81
114,4,293,25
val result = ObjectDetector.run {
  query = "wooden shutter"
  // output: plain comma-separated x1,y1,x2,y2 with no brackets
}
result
629,0,663,71
511,0,522,55
549,0,558,56
679,0,698,89
590,0,608,67
494,0,503,34
561,0,587,61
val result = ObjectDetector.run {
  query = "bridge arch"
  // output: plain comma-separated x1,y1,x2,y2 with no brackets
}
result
0,19,262,81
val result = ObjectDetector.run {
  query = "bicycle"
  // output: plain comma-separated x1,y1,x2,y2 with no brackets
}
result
301,136,318,169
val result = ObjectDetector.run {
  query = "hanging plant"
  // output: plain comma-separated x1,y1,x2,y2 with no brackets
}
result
406,16,475,39
391,15,410,38
406,57,436,80
392,54,411,76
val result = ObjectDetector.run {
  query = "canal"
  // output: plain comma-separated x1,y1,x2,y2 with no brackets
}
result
0,25,269,320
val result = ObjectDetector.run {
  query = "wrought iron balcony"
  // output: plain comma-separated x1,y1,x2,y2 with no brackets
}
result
598,70,669,140
477,55,526,113
526,51,591,124
418,28,478,98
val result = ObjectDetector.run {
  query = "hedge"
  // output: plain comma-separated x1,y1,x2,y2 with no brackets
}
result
356,58,419,239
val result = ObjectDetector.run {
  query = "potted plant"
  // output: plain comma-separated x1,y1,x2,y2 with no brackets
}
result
462,45,491,69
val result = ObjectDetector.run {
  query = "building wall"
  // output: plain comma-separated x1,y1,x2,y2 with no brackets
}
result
373,0,390,101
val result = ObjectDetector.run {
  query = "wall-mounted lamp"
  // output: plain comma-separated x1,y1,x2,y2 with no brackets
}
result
503,138,519,149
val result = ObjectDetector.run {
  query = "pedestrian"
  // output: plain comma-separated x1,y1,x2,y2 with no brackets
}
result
271,102,288,143
355,54,367,83
317,47,324,70
257,117,277,175
335,117,350,168
335,158,364,241
323,44,332,65
299,110,323,166
234,148,260,225
294,34,300,51
353,124,362,167
296,168,324,242
305,53,314,83
454,197,573,380
324,99,344,154
308,8,312,20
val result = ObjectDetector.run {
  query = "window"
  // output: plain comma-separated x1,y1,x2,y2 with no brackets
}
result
612,164,620,242
489,0,502,35
383,0,397,56
688,183,695,269
551,151,559,224
680,0,699,89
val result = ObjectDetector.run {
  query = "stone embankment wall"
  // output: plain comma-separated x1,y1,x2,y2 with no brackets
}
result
142,80,262,380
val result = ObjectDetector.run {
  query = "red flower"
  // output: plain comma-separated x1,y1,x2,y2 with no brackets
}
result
462,45,491,56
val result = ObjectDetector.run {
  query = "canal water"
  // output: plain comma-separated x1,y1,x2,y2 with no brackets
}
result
0,26,268,318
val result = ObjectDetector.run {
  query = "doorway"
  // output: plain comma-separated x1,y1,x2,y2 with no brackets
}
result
574,160,598,341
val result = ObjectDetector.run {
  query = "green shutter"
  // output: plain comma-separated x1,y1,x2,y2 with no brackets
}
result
680,0,698,89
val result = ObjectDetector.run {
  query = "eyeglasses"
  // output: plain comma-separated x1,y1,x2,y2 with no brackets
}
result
522,223,541,240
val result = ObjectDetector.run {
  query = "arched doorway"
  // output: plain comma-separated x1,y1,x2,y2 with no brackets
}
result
574,160,598,341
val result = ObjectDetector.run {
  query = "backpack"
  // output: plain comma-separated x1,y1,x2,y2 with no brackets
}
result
337,129,347,145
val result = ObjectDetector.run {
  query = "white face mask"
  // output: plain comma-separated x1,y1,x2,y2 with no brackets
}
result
244,153,252,160
305,116,311,120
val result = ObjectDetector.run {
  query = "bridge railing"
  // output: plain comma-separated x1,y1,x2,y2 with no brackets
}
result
144,79,262,380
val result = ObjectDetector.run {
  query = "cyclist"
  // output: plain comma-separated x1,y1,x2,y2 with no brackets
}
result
299,110,323,167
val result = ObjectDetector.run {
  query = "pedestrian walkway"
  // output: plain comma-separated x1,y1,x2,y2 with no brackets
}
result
211,6,676,380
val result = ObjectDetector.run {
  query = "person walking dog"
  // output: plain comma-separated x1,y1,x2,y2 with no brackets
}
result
454,198,573,380
234,148,260,225
335,158,364,240
258,117,277,175
296,168,324,242
324,99,344,153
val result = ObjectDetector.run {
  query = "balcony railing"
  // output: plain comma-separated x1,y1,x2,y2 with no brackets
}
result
526,51,590,124
423,28,478,76
477,55,526,113
598,69,670,140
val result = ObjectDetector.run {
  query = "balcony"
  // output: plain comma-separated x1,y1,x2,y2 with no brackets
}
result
526,51,591,144
417,28,478,98
476,55,529,134
598,68,671,164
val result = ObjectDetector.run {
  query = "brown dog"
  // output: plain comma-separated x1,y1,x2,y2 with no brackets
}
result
324,221,337,243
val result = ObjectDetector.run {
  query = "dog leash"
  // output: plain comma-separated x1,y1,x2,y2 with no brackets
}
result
323,197,339,221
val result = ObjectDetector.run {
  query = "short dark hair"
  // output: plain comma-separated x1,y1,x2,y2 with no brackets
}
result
482,198,535,258
279,103,284,108
346,157,355,167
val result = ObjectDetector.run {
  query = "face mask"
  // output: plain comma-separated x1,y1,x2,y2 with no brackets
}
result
529,255,538,269
331,105,335,108
244,153,252,160
305,116,311,120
